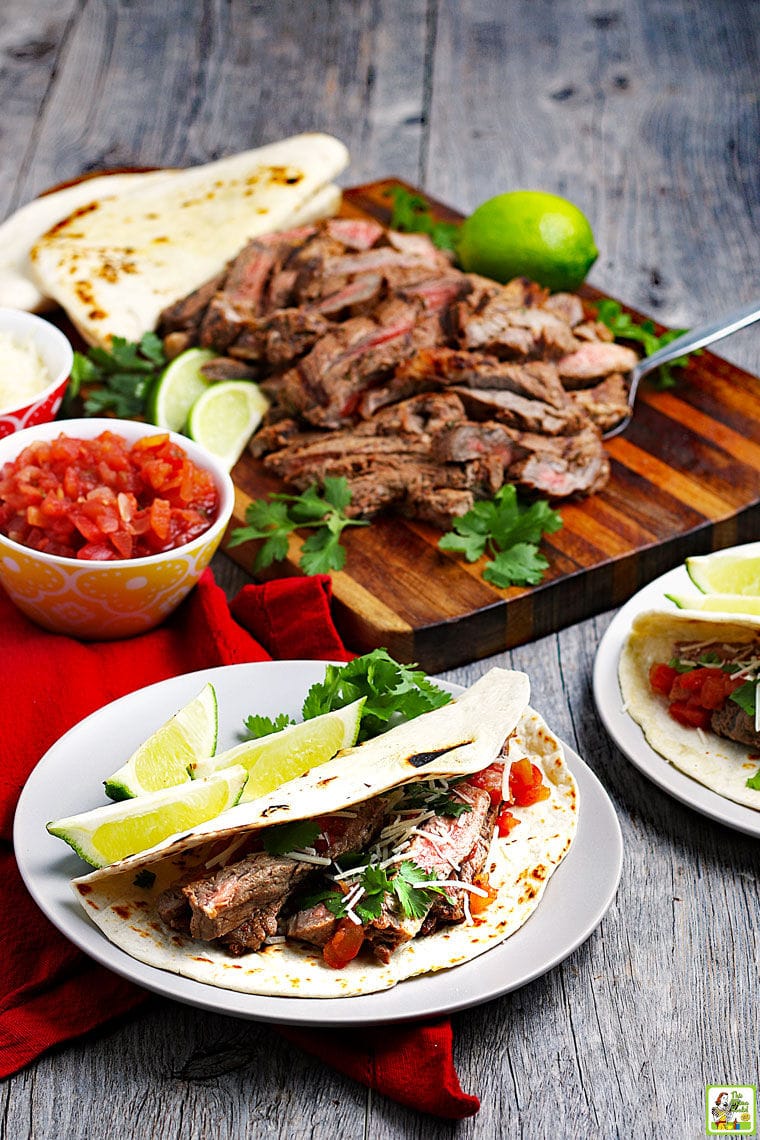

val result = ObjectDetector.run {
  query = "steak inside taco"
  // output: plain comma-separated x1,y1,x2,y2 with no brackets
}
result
619,609,760,810
71,668,578,998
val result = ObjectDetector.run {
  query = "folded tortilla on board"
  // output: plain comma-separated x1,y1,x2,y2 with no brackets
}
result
71,668,579,998
619,608,760,810
28,132,348,347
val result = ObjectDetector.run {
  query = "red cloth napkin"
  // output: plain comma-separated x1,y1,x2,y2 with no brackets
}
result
0,569,479,1119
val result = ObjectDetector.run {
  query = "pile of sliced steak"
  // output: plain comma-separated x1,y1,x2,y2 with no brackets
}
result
159,217,638,524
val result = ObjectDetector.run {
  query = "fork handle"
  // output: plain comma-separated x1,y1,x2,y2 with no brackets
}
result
633,298,760,381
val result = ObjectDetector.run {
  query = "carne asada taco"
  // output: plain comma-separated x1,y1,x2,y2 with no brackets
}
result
71,668,578,998
619,609,760,810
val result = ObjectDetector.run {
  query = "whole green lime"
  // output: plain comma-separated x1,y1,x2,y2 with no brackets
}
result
457,190,599,292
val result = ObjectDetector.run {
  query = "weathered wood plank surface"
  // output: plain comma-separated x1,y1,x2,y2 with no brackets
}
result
2,1,759,1137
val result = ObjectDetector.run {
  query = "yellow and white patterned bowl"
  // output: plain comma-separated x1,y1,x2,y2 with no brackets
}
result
0,418,234,638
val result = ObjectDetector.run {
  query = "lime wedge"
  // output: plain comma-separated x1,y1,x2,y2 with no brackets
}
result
666,592,760,616
186,380,269,469
104,682,218,800
686,550,760,597
48,766,247,868
147,348,217,431
191,697,365,803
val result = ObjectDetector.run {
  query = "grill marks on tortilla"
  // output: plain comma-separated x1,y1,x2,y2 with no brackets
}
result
406,741,473,768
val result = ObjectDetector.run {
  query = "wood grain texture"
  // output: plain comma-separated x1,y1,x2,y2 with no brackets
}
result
2,2,760,1138
223,177,760,671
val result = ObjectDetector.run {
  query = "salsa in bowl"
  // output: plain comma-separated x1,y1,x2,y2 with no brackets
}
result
0,418,234,638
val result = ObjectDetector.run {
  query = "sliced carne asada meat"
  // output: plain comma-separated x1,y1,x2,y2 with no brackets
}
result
156,795,390,955
568,373,631,432
158,271,227,336
324,217,385,250
284,900,339,947
419,794,499,934
558,340,639,386
229,308,331,368
199,357,260,381
542,291,585,327
452,384,587,436
363,780,494,963
506,425,610,498
710,703,760,749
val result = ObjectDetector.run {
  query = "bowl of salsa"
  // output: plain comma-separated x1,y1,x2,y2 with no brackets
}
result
0,418,234,638
0,308,73,438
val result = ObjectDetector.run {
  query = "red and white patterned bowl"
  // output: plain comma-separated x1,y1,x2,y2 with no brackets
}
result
0,308,73,438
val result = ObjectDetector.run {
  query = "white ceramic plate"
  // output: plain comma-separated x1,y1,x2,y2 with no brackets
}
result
15,661,623,1026
593,560,760,838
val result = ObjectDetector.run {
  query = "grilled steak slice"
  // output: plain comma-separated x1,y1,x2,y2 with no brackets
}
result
200,357,259,381
159,271,227,335
419,787,500,934
230,308,331,367
558,340,639,386
569,373,630,432
285,901,339,947
452,385,587,436
431,421,514,473
364,781,494,963
459,280,578,358
182,853,312,942
542,291,585,327
405,487,475,528
506,425,610,498
324,217,385,250
710,703,760,749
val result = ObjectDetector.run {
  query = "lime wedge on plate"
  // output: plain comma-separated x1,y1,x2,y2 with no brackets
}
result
666,592,760,616
186,380,269,469
686,549,760,596
47,766,247,868
147,348,217,431
191,697,365,803
104,682,218,800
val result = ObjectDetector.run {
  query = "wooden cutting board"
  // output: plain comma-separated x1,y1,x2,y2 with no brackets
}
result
223,179,760,672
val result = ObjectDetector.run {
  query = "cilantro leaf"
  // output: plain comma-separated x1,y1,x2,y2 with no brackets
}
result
65,332,168,419
301,648,451,742
594,300,698,390
227,477,367,576
385,186,461,253
438,484,562,589
484,543,550,588
391,861,453,919
729,680,757,718
243,711,295,739
263,820,322,856
746,768,760,791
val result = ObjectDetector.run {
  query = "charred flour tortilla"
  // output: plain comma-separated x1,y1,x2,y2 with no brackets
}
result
619,609,760,811
71,671,578,998
29,133,348,347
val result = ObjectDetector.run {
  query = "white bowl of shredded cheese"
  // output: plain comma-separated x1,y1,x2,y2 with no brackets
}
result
0,308,73,437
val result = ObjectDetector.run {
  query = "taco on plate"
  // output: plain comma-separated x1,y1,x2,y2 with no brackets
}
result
71,668,578,998
619,609,760,810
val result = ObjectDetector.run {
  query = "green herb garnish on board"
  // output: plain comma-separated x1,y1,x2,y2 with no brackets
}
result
438,484,563,588
594,300,697,389
228,476,368,575
385,186,461,253
65,332,167,417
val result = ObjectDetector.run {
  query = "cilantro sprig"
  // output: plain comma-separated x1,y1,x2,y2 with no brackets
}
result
262,820,321,856
305,859,453,925
228,476,368,575
594,300,696,390
301,648,452,742
385,187,461,253
438,484,563,588
65,332,167,417
401,781,472,819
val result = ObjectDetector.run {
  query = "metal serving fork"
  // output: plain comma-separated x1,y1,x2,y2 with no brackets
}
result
602,297,760,439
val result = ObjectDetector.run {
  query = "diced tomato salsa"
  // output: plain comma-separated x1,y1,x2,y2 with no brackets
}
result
648,661,743,729
0,431,219,560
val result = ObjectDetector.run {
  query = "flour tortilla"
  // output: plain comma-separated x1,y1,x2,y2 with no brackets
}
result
29,133,348,347
619,609,760,811
71,671,578,998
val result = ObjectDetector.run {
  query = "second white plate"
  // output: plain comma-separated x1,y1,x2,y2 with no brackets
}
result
593,559,760,838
